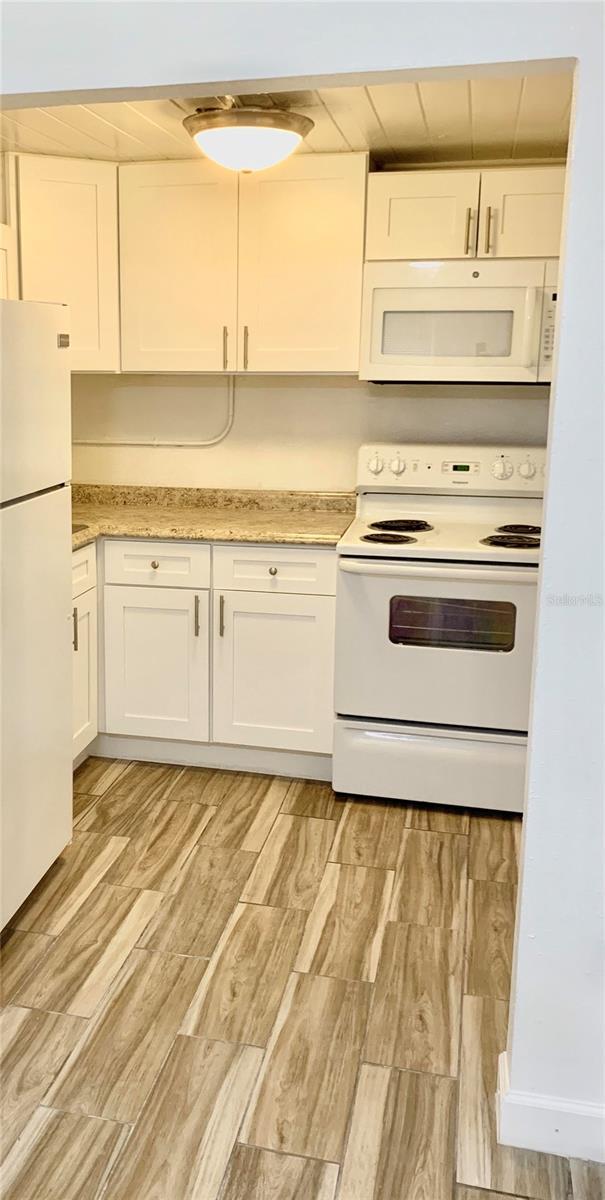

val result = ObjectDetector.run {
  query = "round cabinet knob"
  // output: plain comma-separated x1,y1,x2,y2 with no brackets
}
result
367,454,384,476
151,560,159,570
491,458,514,481
268,566,278,576
518,460,537,480
389,456,406,476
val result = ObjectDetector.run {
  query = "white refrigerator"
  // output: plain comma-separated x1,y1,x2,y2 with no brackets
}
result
1,299,73,927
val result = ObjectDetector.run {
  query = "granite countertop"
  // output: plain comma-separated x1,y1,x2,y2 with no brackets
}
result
71,485,355,551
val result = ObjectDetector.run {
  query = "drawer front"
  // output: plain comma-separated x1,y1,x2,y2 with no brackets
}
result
104,539,211,588
72,543,97,598
212,545,337,595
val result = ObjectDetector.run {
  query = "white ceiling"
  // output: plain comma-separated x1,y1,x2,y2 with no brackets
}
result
0,72,572,166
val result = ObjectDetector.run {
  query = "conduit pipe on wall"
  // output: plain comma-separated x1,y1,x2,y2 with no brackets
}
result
72,374,236,448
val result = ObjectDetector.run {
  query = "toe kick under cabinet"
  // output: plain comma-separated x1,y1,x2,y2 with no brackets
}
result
102,540,336,755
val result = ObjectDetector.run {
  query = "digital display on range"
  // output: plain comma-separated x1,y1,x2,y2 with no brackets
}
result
452,464,470,472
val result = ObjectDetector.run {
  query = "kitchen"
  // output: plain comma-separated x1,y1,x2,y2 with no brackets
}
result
0,13,603,1198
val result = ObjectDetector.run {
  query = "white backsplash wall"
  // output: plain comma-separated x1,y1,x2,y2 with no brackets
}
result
72,374,549,492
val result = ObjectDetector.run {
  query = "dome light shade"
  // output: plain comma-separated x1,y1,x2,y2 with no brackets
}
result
183,107,314,172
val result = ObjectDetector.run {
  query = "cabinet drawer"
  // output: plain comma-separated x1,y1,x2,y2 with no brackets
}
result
104,539,210,588
72,543,97,598
212,545,337,595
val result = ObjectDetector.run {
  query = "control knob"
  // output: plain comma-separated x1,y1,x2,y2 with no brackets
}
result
518,460,537,480
491,458,514,481
389,455,406,476
367,453,385,476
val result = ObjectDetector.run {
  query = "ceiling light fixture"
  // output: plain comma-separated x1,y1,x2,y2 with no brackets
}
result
183,104,314,173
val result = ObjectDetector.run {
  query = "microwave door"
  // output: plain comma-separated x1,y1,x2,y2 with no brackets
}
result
365,286,541,382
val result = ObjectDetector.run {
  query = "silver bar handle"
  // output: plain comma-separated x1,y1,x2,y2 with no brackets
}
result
219,594,225,637
72,606,79,651
222,325,228,371
464,206,473,255
484,205,493,255
338,560,536,585
243,325,249,371
194,594,200,637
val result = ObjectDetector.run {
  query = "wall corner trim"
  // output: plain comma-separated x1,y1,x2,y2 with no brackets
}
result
497,1051,605,1164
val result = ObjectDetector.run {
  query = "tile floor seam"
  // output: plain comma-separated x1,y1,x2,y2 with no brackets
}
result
206,1043,270,1200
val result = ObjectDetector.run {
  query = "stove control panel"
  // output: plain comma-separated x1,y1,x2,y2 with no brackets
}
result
357,444,546,495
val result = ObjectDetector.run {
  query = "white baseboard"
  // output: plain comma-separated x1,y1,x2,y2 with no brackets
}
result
497,1052,605,1163
91,733,332,783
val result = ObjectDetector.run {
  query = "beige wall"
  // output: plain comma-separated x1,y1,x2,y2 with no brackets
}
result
71,373,549,490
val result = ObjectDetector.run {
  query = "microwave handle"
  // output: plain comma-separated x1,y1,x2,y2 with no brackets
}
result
339,560,537,586
521,288,540,367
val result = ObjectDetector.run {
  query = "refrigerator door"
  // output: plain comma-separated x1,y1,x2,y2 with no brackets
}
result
0,299,71,504
1,485,72,926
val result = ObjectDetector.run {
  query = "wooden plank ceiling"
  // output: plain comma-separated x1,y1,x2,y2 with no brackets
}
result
0,73,572,165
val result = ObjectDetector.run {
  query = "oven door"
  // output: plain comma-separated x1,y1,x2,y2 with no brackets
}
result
335,558,537,731
359,259,546,383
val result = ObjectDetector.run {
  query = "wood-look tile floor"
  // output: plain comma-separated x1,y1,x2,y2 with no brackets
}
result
1,756,603,1199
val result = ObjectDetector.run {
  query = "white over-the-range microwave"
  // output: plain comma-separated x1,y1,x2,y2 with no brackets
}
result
359,258,557,384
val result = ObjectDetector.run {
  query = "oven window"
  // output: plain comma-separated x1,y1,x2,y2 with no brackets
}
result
381,310,514,358
389,596,516,651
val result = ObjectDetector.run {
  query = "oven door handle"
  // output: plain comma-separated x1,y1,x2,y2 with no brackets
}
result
338,560,537,585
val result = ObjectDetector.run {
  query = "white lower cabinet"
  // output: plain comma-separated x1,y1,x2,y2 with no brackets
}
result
101,541,336,756
104,584,209,741
212,590,336,754
73,586,98,759
73,544,98,760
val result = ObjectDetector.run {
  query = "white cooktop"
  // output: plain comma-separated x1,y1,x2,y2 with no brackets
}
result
338,443,545,565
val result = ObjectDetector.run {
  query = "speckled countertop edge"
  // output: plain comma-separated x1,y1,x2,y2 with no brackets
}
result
71,485,355,551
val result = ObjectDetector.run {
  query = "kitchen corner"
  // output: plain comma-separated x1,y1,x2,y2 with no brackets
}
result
1,15,603,1194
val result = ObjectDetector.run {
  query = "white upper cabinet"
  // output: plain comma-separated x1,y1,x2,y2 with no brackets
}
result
0,156,18,299
477,166,566,258
366,170,481,261
366,165,564,261
17,155,119,371
119,161,238,372
0,222,16,300
237,153,367,373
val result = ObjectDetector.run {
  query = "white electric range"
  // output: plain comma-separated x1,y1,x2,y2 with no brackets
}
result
333,442,546,813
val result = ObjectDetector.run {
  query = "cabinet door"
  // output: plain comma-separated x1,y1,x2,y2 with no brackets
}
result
478,166,565,258
73,587,98,759
17,156,119,371
0,223,18,299
0,156,16,297
213,591,335,753
104,585,209,740
119,161,238,372
238,153,367,373
366,170,481,260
